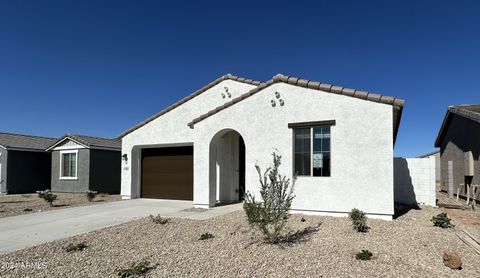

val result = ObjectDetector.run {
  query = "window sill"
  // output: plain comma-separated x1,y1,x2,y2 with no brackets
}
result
60,177,78,180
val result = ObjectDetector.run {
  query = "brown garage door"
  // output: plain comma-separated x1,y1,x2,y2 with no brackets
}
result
141,146,193,200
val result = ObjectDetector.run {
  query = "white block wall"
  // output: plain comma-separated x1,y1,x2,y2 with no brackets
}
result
394,157,436,206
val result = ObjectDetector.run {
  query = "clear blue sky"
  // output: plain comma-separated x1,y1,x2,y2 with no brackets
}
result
1,1,479,157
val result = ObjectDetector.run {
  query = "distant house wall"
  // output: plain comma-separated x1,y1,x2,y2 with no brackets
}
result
439,114,480,200
0,148,8,194
394,157,436,206
51,149,90,192
5,150,51,194
89,149,121,194
435,152,440,182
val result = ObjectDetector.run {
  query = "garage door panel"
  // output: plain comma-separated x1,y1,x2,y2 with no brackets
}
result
141,147,193,200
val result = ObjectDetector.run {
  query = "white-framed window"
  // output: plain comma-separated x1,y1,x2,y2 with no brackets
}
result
60,150,78,179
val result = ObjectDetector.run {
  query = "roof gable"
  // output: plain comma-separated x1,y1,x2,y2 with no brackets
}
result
435,104,480,147
187,74,405,143
47,134,121,151
118,74,261,138
0,132,57,151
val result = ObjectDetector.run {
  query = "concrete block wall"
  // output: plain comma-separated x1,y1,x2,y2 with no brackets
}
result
394,157,436,206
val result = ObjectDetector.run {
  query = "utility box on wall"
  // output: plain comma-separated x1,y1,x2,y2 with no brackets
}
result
464,151,474,176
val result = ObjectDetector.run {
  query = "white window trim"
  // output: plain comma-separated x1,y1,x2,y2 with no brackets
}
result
59,150,78,180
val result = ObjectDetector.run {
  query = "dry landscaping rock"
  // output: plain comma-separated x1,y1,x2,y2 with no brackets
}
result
443,251,462,269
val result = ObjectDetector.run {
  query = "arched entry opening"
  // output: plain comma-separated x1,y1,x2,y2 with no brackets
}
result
209,129,246,205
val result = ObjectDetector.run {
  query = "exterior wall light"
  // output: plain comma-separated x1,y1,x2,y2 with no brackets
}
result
122,154,128,163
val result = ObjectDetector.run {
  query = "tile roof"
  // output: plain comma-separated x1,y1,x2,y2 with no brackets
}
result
187,74,405,143
47,134,121,151
118,74,261,138
417,150,440,158
0,132,57,151
435,104,480,147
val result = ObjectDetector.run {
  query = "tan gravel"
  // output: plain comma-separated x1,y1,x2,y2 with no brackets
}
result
0,193,122,218
0,206,479,277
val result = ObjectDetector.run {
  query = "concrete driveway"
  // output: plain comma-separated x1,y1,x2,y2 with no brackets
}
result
0,199,241,255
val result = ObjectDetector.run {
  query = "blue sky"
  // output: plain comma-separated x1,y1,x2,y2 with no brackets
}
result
1,0,479,157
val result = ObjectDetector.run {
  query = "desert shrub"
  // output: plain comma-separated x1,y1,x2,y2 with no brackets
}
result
86,190,98,202
115,261,152,278
243,151,296,244
65,242,87,252
356,249,373,260
431,213,454,228
149,214,169,225
349,208,370,233
37,190,57,207
199,232,214,240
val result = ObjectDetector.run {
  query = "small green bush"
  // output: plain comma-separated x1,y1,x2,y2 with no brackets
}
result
86,190,98,202
243,152,296,244
149,214,169,225
431,213,454,228
65,242,87,252
356,249,373,260
37,190,57,207
349,208,370,233
199,232,214,240
115,261,152,278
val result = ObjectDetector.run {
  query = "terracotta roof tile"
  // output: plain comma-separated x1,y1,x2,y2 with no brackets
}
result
118,74,261,138
188,74,405,144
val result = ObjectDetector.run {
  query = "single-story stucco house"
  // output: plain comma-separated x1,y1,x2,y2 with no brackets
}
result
46,134,121,194
119,74,405,220
435,104,480,201
0,132,57,194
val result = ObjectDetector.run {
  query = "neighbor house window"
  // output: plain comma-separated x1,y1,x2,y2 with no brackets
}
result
60,150,78,179
291,121,333,177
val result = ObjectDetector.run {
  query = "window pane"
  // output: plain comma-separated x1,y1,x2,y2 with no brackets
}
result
62,153,77,177
70,154,76,177
294,128,310,175
313,127,331,177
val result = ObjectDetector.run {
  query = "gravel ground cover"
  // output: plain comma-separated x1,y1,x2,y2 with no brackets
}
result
0,193,122,218
0,206,478,277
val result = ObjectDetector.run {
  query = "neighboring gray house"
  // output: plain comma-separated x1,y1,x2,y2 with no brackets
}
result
0,132,57,194
46,135,121,194
435,104,480,200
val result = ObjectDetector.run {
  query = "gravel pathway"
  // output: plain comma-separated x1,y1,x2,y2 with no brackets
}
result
0,206,478,277
0,193,122,218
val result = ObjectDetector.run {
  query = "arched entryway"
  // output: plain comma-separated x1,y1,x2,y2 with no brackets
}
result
209,129,246,205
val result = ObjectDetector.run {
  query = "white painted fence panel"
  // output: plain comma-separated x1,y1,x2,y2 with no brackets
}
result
394,157,436,206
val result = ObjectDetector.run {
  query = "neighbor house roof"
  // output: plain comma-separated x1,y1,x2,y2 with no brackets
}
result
46,134,121,151
118,74,261,138
0,132,57,152
434,104,480,147
187,74,405,143
417,150,440,158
